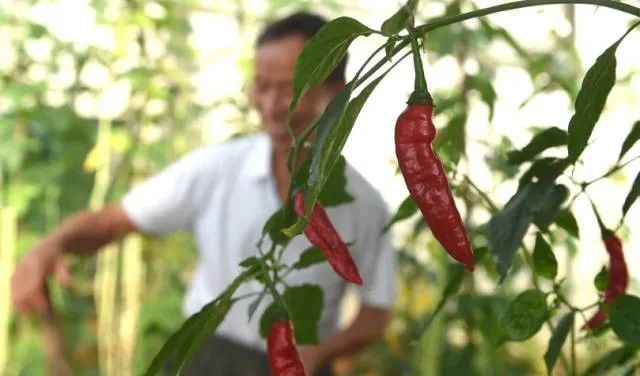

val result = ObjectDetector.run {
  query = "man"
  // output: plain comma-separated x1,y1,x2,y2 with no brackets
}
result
11,12,396,375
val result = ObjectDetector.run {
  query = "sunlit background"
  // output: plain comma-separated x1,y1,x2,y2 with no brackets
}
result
1,0,640,375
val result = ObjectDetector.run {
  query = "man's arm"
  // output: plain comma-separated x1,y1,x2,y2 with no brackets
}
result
299,304,390,375
11,203,138,315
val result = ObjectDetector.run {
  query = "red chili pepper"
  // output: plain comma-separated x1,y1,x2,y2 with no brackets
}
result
584,233,629,330
293,191,363,285
394,30,474,271
268,320,306,376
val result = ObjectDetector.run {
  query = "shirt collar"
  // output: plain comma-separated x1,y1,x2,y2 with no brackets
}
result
244,133,273,182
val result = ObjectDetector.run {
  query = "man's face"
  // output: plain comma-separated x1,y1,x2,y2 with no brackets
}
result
250,34,342,153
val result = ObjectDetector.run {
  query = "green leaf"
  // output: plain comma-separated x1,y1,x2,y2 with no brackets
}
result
610,295,640,346
533,234,557,280
554,209,579,237
507,127,567,165
292,247,326,270
385,37,397,62
619,120,640,160
567,23,638,162
383,195,418,233
502,289,548,342
284,284,324,344
488,181,555,280
259,285,324,344
433,112,466,165
518,157,569,188
468,75,497,121
286,75,387,236
144,269,254,375
583,346,636,376
289,17,372,116
380,0,416,36
595,265,609,292
533,184,569,231
318,155,354,207
262,204,297,245
622,171,640,216
544,312,574,375
247,288,267,322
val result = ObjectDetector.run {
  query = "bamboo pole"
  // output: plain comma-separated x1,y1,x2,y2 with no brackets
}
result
0,207,17,375
118,235,144,375
90,119,120,376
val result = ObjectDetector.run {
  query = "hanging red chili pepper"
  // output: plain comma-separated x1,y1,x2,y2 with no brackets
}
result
293,191,363,285
268,319,306,376
395,30,474,271
585,231,629,329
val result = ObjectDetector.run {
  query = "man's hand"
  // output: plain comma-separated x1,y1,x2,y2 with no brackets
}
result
298,346,322,376
11,242,71,315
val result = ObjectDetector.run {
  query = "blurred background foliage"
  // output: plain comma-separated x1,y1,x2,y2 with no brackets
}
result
1,0,638,375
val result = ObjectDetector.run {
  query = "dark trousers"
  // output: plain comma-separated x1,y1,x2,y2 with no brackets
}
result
166,335,332,376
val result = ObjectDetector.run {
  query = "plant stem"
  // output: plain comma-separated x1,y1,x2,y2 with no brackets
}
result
570,316,577,376
585,154,640,186
416,0,640,36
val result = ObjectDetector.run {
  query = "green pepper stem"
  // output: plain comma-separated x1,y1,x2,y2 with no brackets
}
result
407,29,433,105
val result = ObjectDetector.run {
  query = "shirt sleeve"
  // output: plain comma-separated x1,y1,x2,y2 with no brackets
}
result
121,148,215,235
354,198,397,308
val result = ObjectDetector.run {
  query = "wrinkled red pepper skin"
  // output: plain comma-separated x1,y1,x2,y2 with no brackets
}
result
268,320,306,376
585,234,628,330
293,192,363,285
395,103,474,271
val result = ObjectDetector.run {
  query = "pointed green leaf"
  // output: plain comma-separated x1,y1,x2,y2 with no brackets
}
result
383,195,418,233
507,127,567,165
619,120,640,160
286,75,387,237
292,246,326,270
533,184,569,231
380,0,416,36
533,234,557,280
502,289,548,342
385,37,397,62
488,181,555,280
568,23,639,162
610,295,640,346
622,171,640,216
289,17,372,116
247,288,267,323
595,265,609,292
144,269,254,375
518,157,569,188
554,209,579,237
544,312,574,375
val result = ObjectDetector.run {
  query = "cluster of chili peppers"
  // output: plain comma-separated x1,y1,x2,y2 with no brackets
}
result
293,191,363,285
394,31,475,271
584,228,629,329
268,316,306,376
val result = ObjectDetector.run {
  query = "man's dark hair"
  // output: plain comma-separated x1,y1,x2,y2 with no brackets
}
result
257,12,347,83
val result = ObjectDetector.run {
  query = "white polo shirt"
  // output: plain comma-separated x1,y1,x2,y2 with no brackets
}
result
122,133,396,351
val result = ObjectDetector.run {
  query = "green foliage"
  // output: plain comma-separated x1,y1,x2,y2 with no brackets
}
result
533,234,557,280
610,295,640,346
501,290,548,342
567,22,639,162
259,285,323,344
543,312,574,374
